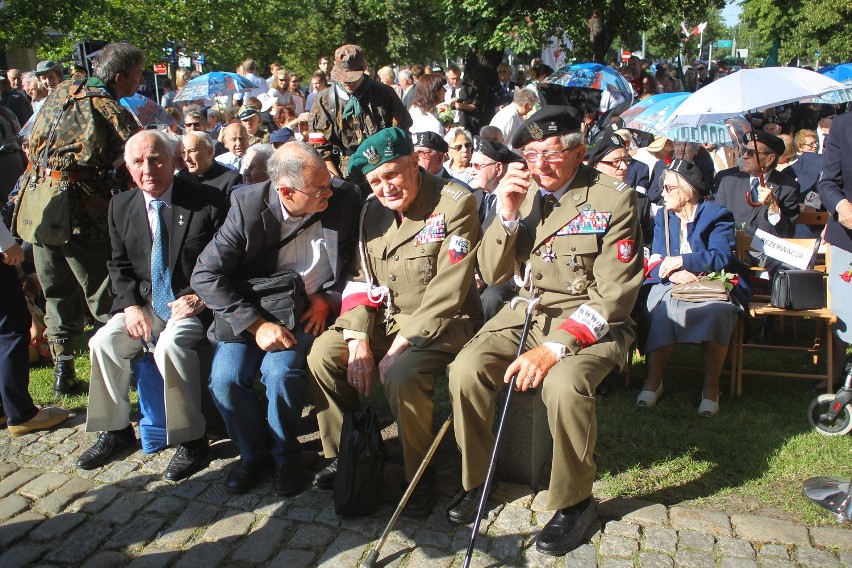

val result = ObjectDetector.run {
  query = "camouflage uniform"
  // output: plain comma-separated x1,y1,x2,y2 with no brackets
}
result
15,77,138,365
309,78,412,177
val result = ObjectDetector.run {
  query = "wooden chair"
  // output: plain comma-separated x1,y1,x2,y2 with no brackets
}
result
733,229,837,396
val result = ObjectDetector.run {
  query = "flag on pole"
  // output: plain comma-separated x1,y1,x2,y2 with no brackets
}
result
693,22,707,36
680,21,691,38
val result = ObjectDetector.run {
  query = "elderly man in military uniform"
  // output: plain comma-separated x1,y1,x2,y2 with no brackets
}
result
307,127,482,518
445,106,643,556
309,45,412,179
14,43,142,395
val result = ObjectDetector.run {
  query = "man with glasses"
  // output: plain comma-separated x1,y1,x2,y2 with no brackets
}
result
714,131,800,269
308,127,482,518
192,142,360,496
184,108,226,156
446,106,643,556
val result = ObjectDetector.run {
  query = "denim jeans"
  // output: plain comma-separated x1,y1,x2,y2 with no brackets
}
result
209,326,316,466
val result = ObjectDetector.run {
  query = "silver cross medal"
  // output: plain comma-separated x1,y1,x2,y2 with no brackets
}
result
178,214,185,226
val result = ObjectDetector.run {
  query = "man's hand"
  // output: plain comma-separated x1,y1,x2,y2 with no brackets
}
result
668,270,699,284
379,335,410,385
658,255,684,279
300,293,332,336
124,305,153,341
757,184,777,207
347,339,376,396
496,162,531,221
837,199,852,231
167,294,205,321
1,243,24,266
248,318,296,352
504,346,558,391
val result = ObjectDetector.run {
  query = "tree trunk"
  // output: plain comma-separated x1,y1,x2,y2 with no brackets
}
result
464,47,504,126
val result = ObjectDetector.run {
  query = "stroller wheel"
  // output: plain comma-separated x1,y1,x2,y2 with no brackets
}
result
808,394,852,436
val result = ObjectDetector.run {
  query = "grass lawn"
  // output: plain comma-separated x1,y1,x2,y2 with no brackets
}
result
24,321,852,529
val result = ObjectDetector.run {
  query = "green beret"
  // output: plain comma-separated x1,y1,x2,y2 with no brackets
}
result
347,127,414,178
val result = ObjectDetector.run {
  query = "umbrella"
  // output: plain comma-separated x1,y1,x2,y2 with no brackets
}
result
120,94,176,128
173,71,256,103
619,92,748,147
546,62,633,97
664,67,852,127
816,63,852,87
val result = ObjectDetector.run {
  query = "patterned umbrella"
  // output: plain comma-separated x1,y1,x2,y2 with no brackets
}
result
120,94,176,127
816,63,852,87
173,71,256,102
619,92,749,147
546,62,633,97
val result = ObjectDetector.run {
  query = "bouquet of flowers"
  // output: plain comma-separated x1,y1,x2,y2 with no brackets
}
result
702,270,740,291
437,104,455,125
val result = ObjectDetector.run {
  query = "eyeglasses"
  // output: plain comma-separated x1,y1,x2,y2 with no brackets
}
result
450,143,472,151
801,140,818,148
290,184,330,199
522,147,571,163
663,184,680,194
598,157,632,168
471,162,497,170
416,148,439,157
184,122,204,129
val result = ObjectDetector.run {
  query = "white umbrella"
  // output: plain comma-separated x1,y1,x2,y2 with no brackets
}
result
664,67,852,127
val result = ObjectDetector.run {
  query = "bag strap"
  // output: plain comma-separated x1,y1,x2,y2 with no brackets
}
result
277,212,323,250
807,237,821,270
664,208,671,257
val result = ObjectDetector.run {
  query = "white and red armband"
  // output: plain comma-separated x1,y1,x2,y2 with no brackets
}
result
558,304,610,348
340,281,383,314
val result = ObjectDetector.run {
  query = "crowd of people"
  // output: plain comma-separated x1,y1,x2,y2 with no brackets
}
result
1,40,850,558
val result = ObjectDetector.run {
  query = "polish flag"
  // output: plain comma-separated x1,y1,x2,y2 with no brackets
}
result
340,281,382,314
693,22,707,35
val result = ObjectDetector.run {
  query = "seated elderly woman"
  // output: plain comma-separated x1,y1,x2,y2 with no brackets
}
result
637,159,751,417
443,127,474,186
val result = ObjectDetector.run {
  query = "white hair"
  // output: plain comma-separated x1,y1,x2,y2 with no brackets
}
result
125,129,177,162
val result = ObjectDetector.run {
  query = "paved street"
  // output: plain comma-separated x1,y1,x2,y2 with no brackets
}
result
1,412,850,567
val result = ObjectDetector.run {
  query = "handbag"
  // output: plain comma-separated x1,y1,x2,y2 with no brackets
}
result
333,406,386,516
213,213,322,343
769,238,825,310
671,279,729,302
663,210,730,303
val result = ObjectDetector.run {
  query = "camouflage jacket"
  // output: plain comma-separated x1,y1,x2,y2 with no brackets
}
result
309,78,412,177
20,77,138,241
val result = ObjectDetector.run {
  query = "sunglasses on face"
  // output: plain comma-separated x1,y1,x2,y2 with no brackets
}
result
450,143,472,151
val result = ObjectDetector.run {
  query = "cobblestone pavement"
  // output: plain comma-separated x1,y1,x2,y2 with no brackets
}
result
1,413,850,568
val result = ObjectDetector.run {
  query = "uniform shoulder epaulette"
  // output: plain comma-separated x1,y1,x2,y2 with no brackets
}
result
441,185,466,201
613,180,630,192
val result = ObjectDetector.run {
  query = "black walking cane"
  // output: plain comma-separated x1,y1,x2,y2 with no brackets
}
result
462,295,541,568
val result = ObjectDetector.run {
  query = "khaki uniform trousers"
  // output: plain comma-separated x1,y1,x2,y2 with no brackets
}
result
308,327,454,481
448,324,614,511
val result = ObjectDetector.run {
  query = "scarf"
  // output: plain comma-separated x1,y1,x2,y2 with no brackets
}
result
339,75,372,120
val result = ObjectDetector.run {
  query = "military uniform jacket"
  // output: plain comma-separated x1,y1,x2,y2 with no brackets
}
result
337,170,483,352
478,164,643,365
309,80,413,175
19,78,138,241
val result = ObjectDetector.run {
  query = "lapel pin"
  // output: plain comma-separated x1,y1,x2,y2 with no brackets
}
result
178,214,184,226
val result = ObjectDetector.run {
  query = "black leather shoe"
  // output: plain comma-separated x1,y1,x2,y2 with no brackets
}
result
402,473,437,519
225,459,267,494
446,483,494,524
76,425,137,470
273,462,307,497
535,497,598,556
53,356,79,397
313,458,338,490
164,437,209,481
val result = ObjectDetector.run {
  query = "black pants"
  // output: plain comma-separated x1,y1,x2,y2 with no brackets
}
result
0,263,36,424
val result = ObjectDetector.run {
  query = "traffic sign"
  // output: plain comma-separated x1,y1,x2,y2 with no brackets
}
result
154,63,167,75
815,49,821,57
621,50,631,62
715,39,733,48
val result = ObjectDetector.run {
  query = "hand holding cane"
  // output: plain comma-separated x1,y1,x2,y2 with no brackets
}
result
462,295,541,568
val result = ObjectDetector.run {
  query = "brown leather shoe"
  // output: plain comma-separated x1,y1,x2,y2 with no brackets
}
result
8,407,69,436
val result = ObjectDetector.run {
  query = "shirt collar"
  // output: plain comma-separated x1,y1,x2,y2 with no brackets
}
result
539,170,578,203
144,183,174,210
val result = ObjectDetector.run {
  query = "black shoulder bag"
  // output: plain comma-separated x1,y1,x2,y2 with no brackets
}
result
213,214,322,342
770,238,826,310
333,406,386,516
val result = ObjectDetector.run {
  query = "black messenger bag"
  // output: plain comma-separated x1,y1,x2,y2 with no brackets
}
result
769,238,826,310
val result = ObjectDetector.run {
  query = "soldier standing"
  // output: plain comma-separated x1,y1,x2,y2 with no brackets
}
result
14,43,142,395
309,45,412,179
445,107,643,556
307,127,481,518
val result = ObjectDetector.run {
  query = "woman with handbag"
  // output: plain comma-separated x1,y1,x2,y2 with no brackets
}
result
637,159,751,416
